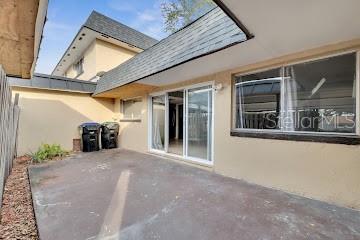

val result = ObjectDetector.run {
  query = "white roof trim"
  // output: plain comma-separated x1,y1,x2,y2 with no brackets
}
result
31,0,49,77
51,27,142,76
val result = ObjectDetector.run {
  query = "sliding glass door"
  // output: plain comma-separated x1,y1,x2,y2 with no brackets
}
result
151,95,166,151
150,84,213,163
185,86,213,162
168,91,185,156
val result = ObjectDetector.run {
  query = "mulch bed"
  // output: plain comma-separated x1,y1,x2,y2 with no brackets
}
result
0,156,38,240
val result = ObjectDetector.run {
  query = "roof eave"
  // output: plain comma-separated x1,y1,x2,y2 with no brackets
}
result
51,25,87,76
92,38,247,96
31,0,49,78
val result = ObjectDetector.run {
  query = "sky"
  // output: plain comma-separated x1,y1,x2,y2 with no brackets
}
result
35,0,168,74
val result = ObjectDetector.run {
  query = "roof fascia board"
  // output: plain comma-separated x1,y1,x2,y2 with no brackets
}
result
51,26,144,75
51,25,86,75
83,25,145,51
93,6,250,95
33,73,97,85
9,74,96,93
31,0,49,77
94,39,247,96
11,85,94,94
212,0,253,40
84,26,144,52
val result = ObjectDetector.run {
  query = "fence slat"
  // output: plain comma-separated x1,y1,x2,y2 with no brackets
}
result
0,65,20,207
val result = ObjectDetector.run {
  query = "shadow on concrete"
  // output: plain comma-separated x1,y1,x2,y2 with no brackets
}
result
29,149,360,240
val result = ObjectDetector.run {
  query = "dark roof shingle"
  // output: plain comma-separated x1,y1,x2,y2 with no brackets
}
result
85,11,159,50
94,8,246,95
9,73,97,93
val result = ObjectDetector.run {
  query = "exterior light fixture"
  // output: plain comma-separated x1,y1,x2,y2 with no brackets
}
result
213,83,223,92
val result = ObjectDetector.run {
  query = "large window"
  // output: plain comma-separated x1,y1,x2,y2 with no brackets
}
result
151,95,166,150
233,52,358,135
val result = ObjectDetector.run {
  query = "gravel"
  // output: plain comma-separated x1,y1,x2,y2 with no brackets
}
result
0,156,38,240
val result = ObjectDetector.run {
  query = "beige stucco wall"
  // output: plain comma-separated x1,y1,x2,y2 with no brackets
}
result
212,71,360,210
10,39,360,209
114,42,360,209
113,98,149,153
12,87,115,155
64,66,77,79
95,39,137,74
64,39,137,81
65,40,97,80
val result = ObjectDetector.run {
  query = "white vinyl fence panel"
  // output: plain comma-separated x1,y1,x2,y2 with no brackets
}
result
0,65,20,206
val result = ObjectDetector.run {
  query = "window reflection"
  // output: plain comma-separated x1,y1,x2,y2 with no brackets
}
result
234,52,357,134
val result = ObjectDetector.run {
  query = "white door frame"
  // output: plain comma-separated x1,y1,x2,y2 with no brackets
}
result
148,81,215,166
184,84,214,165
148,93,167,154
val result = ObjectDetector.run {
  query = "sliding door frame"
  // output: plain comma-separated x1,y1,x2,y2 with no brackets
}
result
184,83,215,165
148,81,215,166
148,93,167,154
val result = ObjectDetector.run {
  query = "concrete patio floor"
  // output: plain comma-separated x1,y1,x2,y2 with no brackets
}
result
29,149,360,240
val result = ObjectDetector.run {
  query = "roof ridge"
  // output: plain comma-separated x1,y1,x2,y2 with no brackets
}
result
84,10,159,43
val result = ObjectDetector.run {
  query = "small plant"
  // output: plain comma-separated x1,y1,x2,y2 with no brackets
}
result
28,144,69,164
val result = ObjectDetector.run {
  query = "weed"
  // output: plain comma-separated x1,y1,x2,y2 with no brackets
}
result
28,144,69,164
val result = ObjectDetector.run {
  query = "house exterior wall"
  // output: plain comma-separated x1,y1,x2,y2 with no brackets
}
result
11,39,360,209
113,42,360,209
114,98,149,153
64,39,137,81
64,40,97,80
95,39,137,75
213,71,360,210
12,87,114,155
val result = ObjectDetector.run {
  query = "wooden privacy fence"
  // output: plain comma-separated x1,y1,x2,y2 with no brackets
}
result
0,65,20,206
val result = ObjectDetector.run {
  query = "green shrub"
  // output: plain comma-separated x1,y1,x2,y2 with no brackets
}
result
29,144,69,164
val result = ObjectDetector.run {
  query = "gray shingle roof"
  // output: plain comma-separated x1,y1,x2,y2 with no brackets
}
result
94,7,246,95
9,73,97,93
85,11,159,50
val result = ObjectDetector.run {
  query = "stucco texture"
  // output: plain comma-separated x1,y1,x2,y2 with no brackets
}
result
113,45,360,209
65,39,137,81
65,40,96,80
95,39,137,74
12,87,114,155
213,72,360,210
11,41,360,210
113,98,148,153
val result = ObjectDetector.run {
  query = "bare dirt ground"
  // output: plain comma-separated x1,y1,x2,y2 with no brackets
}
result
0,156,38,240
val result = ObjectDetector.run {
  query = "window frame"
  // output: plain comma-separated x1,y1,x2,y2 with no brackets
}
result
120,97,143,122
231,50,360,143
73,57,84,78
